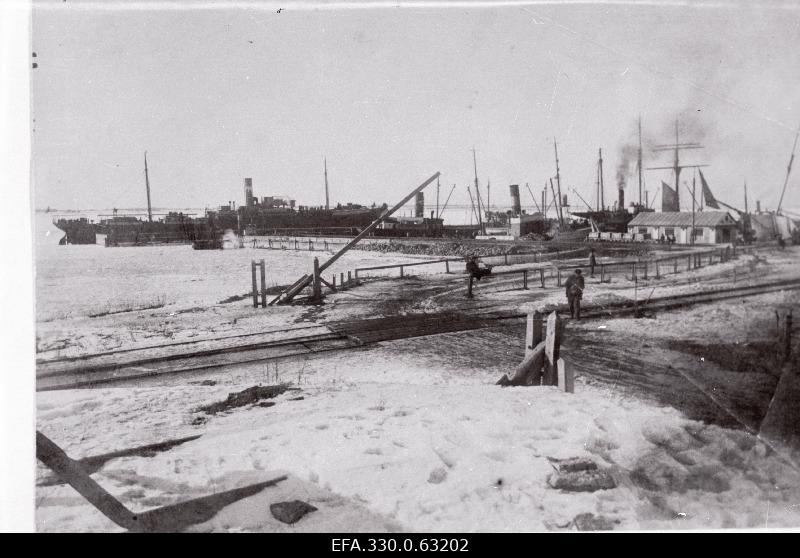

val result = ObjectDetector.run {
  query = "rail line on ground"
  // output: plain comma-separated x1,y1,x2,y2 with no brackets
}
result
37,278,800,391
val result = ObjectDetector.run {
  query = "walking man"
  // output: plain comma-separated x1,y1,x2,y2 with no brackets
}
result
589,248,597,278
564,268,585,319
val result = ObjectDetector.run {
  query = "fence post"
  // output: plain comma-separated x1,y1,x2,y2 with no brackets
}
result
504,253,508,265
251,261,259,308
260,259,267,307
643,261,648,280
674,258,678,274
540,269,546,288
786,311,793,361
340,272,344,287
348,270,352,285
311,257,322,300
600,265,605,283
332,275,336,288
355,269,359,281
557,268,562,287
525,311,544,385
543,312,563,386
466,274,474,298
400,266,404,278
445,260,450,273
557,358,574,393
523,270,528,290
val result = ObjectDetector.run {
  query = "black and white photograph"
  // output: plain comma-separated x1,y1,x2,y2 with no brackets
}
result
2,0,800,533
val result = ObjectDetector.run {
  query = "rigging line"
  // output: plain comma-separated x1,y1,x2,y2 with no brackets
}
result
522,7,797,133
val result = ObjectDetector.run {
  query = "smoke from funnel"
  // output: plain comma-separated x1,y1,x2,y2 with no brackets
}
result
509,184,521,216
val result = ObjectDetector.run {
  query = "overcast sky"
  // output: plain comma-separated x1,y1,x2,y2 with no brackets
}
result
31,0,800,216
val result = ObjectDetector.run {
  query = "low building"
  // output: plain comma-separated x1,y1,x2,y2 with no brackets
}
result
627,211,738,244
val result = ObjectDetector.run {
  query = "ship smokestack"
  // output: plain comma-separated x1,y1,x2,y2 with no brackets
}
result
415,192,425,218
509,184,521,216
244,178,254,207
618,186,625,210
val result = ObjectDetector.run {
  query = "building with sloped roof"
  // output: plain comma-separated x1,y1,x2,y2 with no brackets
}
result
627,211,738,244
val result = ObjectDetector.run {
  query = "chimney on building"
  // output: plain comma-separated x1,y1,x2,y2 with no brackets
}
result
509,184,521,216
244,178,254,207
415,192,425,218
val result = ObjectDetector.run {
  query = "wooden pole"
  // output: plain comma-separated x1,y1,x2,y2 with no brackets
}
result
260,259,267,307
543,312,562,386
786,311,793,361
557,358,574,393
251,261,259,308
312,257,322,301
36,431,138,531
466,274,474,298
523,269,528,290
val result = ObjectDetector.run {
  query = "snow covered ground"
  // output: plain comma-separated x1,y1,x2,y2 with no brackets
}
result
36,341,800,532
34,214,800,531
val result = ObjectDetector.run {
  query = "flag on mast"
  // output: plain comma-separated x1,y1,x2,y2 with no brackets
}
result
698,170,720,209
661,181,679,212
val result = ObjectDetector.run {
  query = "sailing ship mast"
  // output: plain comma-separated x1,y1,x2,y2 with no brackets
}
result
637,115,643,206
553,139,564,226
144,151,153,223
324,157,330,210
471,147,485,234
648,118,707,211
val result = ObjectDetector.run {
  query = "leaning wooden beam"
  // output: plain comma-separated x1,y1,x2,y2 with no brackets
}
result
36,431,139,531
280,171,441,303
497,341,545,386
37,431,289,532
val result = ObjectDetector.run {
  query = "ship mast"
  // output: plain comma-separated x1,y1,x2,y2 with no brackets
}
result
144,151,153,223
598,148,605,211
637,115,643,206
647,118,707,211
471,147,485,234
553,139,564,225
324,157,330,211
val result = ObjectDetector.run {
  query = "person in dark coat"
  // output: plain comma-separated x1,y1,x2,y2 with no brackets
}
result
466,256,492,281
589,248,597,278
564,268,585,319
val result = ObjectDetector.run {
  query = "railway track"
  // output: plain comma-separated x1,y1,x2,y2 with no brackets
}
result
37,278,800,391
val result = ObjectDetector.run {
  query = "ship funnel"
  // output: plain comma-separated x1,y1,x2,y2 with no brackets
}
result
509,184,521,216
244,178,254,207
415,192,425,218
618,187,625,210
